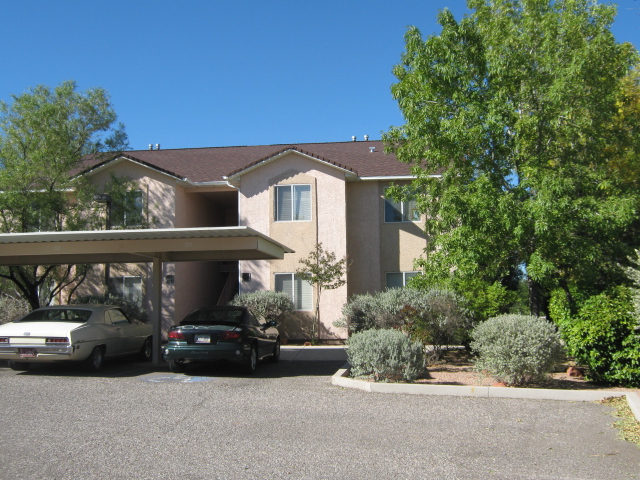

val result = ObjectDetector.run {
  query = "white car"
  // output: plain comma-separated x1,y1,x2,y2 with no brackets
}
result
0,305,153,371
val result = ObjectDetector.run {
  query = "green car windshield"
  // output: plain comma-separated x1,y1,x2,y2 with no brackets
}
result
19,309,93,323
181,308,245,326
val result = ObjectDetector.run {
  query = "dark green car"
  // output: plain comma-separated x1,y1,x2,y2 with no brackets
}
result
163,306,280,374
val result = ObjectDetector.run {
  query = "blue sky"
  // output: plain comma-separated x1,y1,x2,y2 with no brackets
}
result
1,0,639,150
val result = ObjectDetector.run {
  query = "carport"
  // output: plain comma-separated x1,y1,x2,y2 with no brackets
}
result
0,226,293,364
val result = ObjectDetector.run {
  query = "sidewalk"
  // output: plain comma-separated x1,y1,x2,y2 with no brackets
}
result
280,345,348,362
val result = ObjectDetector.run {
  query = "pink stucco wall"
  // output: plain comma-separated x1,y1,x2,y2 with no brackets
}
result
238,152,349,340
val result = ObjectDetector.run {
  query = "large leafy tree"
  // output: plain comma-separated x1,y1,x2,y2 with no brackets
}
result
383,0,640,314
0,81,129,309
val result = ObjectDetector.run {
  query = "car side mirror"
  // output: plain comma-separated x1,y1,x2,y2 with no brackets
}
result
263,320,278,329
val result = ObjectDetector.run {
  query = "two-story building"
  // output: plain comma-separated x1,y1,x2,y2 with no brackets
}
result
80,138,428,341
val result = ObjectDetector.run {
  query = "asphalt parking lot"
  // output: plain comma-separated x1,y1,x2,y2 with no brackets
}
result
0,347,638,480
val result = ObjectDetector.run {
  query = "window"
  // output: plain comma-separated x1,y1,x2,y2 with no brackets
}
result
112,190,144,228
275,273,312,311
386,272,419,289
275,185,311,222
106,309,131,326
384,190,419,223
108,276,142,306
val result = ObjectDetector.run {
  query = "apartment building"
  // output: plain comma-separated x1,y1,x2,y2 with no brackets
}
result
80,139,427,341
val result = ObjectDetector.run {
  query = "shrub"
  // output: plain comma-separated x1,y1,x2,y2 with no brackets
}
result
0,294,29,324
471,314,565,387
347,328,425,382
399,289,473,359
554,287,640,386
338,288,472,360
229,290,294,323
73,295,149,323
335,293,380,332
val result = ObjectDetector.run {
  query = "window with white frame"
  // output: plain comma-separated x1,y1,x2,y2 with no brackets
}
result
108,276,143,306
275,184,311,222
274,273,312,310
384,190,419,223
386,272,419,289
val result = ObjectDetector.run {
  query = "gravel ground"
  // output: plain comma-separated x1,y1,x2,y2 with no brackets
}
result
0,358,639,480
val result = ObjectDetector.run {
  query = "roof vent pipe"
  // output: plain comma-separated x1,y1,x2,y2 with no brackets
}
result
369,146,376,153
351,136,356,142
364,135,369,141
149,144,153,150
156,144,161,150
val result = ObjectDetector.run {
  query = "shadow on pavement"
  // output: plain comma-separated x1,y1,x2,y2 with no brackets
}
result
1,357,347,379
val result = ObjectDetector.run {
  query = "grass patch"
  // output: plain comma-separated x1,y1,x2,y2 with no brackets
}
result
600,396,640,448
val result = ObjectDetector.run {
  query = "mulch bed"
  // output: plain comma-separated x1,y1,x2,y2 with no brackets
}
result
417,349,640,396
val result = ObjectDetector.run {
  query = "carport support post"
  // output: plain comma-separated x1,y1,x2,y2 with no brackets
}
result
152,257,163,365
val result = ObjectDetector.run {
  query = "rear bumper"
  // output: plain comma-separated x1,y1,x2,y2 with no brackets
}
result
0,344,81,362
163,342,249,363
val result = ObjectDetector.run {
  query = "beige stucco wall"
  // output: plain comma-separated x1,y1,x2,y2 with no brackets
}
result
238,152,348,340
85,162,178,333
347,180,427,294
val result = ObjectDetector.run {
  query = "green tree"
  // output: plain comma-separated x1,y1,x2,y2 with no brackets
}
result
383,0,640,314
0,81,129,309
296,243,347,342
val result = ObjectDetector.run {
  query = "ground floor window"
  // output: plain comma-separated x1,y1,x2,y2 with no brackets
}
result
274,273,312,311
108,276,143,306
386,272,419,289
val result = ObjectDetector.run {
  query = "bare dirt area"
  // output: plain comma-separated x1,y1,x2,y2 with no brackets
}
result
419,349,640,397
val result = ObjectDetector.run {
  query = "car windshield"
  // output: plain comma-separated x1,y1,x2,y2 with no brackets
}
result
181,308,245,326
19,308,93,323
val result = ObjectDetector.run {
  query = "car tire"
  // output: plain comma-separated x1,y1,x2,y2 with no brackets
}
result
138,337,152,361
243,345,258,374
84,346,104,372
8,360,30,371
270,339,281,363
169,359,185,373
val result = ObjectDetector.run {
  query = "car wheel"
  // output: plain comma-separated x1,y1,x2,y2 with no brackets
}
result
270,339,281,363
169,359,185,373
138,337,152,361
8,360,30,371
84,346,104,372
244,345,258,374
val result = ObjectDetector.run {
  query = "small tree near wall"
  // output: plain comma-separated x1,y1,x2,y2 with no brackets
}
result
296,243,347,343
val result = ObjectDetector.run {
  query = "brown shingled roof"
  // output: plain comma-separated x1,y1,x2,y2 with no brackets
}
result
80,140,413,183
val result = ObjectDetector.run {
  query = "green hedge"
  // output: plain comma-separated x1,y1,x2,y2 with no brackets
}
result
550,287,640,387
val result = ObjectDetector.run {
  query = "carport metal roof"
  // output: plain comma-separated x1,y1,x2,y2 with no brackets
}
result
0,227,294,364
0,226,293,265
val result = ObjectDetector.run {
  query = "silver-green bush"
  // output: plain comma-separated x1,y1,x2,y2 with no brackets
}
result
337,288,472,360
347,329,425,382
230,290,294,323
471,314,565,386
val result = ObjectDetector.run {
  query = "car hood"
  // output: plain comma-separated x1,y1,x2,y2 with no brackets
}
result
0,321,85,337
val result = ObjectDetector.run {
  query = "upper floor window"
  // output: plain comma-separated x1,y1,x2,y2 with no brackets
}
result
112,190,144,228
384,196,420,223
386,272,419,289
275,273,312,311
275,184,311,222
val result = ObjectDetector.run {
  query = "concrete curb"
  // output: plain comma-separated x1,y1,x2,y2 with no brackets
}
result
332,364,640,422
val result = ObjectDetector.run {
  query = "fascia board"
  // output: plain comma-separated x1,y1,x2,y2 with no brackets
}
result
81,156,185,183
354,174,442,181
